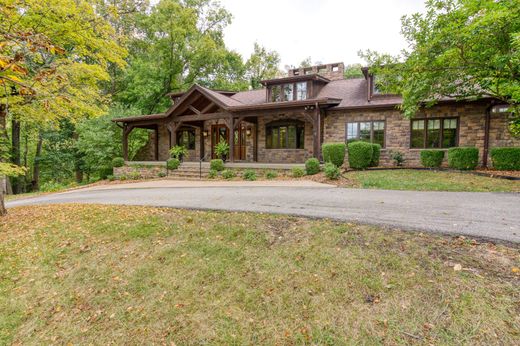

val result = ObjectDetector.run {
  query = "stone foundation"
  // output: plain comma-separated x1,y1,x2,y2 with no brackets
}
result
114,165,166,179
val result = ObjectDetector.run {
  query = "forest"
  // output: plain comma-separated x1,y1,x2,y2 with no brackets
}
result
0,0,286,195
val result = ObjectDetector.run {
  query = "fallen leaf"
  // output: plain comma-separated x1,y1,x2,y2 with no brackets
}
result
453,264,462,271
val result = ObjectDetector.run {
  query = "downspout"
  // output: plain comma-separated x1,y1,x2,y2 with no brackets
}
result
483,102,494,168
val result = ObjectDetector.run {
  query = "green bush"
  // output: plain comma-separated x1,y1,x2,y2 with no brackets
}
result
291,167,305,177
222,169,236,179
322,143,346,167
210,159,225,171
166,158,180,170
129,171,141,180
112,157,125,168
265,170,278,179
324,162,341,180
208,169,218,179
99,166,114,179
490,147,520,170
119,175,127,181
157,172,166,178
448,147,479,170
305,158,320,175
107,175,115,181
390,150,404,167
348,142,373,169
243,169,257,181
370,144,381,167
420,150,445,168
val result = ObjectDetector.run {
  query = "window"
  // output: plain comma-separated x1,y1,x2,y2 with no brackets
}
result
270,85,281,102
410,118,458,148
177,129,195,150
266,121,304,149
296,82,307,100
283,83,294,101
345,121,385,147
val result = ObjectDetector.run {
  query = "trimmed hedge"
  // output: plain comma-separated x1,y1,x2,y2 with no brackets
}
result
370,143,381,167
210,159,225,171
222,169,236,179
305,158,320,175
324,162,341,180
420,150,445,168
322,143,346,167
491,147,520,170
447,147,479,170
112,157,125,168
291,167,305,177
348,142,373,169
166,158,180,170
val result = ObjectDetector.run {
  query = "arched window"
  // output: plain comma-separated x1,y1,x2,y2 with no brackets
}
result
176,128,195,149
266,120,304,149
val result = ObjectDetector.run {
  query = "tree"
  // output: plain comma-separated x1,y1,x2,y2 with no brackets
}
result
361,0,520,135
245,42,281,89
344,63,364,79
0,163,25,215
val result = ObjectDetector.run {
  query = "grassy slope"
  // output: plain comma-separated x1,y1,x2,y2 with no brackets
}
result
347,169,520,192
1,205,519,345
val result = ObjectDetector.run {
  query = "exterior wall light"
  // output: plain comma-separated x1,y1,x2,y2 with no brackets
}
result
246,128,251,136
203,130,208,137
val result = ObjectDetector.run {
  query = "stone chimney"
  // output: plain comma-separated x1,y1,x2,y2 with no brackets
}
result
288,62,345,81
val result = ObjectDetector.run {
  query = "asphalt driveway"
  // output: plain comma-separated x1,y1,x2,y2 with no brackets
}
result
7,181,520,243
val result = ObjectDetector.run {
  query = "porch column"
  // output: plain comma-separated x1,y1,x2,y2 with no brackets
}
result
228,115,234,162
122,124,134,161
199,125,205,159
154,125,159,161
167,121,182,151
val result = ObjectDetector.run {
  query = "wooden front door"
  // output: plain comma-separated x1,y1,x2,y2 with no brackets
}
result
233,124,246,161
211,124,229,159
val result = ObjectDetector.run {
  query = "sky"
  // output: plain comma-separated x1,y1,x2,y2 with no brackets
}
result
218,0,426,68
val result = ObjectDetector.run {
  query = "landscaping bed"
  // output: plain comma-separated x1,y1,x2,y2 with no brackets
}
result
1,205,519,344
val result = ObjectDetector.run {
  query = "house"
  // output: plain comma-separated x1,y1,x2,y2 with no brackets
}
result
113,62,519,167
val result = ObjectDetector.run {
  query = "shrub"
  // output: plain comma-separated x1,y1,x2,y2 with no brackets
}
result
322,143,346,167
112,157,125,168
107,175,115,181
347,142,373,169
243,169,257,181
222,169,236,179
215,141,230,160
129,171,141,180
324,162,341,180
210,159,225,171
420,150,445,168
291,167,305,177
370,144,381,167
390,150,404,167
305,158,320,175
448,147,479,170
265,170,278,179
99,166,114,179
490,147,520,170
166,158,180,170
158,172,166,178
208,169,218,179
119,175,127,181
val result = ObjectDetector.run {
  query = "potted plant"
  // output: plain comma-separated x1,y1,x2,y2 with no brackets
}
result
215,141,230,162
169,145,188,161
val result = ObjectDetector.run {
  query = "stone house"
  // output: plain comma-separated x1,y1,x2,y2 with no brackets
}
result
113,62,519,167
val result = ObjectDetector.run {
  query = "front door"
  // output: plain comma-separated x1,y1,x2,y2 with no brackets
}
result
211,124,229,159
233,124,246,161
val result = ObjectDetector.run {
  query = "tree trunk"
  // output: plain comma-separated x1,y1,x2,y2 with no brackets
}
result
0,180,6,216
32,133,43,191
11,118,21,194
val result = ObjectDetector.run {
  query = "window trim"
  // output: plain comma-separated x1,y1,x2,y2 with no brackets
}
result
409,117,459,149
345,120,386,148
268,81,309,102
265,120,305,150
176,128,196,150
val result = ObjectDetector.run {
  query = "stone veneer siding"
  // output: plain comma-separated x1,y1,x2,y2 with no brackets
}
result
324,102,520,167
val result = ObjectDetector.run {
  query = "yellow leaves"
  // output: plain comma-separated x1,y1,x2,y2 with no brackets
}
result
512,267,520,275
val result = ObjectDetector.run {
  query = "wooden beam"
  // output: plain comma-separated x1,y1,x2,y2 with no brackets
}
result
233,116,245,129
200,101,216,114
154,125,159,161
172,112,229,122
188,105,201,115
228,115,234,162
123,124,134,161
166,121,183,149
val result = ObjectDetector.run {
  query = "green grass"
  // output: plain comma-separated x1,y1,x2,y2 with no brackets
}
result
0,205,519,344
347,169,520,192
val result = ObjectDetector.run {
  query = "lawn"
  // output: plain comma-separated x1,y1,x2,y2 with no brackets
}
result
346,169,520,192
1,205,519,345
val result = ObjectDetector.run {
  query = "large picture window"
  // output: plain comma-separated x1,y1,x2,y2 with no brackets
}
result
410,118,458,148
266,121,304,149
269,82,308,102
346,121,385,147
177,129,195,150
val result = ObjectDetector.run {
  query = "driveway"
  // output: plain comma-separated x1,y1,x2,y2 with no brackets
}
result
7,180,520,243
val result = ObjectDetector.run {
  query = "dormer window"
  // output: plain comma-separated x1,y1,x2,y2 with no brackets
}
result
283,84,294,101
372,75,381,95
270,85,281,102
268,82,308,102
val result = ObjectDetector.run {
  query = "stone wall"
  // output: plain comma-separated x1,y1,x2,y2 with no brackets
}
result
114,165,166,179
324,102,520,167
